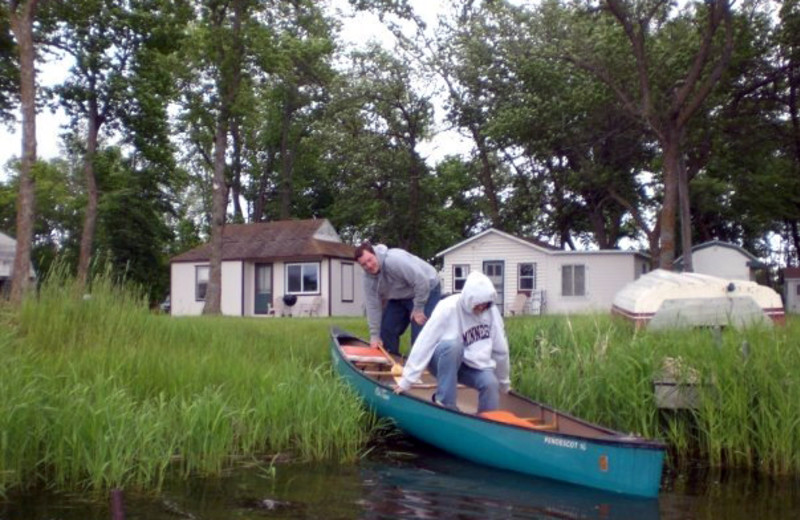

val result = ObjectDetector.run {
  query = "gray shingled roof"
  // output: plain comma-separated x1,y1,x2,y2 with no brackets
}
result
171,219,354,263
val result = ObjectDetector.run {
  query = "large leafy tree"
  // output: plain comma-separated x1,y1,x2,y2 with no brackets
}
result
351,0,509,230
48,0,189,287
325,44,434,254
474,3,650,249
538,0,734,268
242,0,338,223
179,0,250,314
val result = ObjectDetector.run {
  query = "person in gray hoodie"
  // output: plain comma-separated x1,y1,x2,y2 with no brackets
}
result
394,271,511,413
355,241,441,356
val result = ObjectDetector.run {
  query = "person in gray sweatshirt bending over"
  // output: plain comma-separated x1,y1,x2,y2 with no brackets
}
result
394,271,511,413
355,241,441,356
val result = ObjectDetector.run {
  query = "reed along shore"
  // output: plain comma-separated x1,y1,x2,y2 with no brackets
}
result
1,272,798,496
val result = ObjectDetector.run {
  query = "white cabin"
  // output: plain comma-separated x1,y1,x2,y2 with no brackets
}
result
436,228,650,316
169,219,364,317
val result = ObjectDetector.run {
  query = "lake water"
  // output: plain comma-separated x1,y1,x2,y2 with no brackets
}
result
3,436,800,519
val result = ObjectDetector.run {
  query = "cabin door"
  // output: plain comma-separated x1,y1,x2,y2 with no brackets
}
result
483,261,505,315
254,263,272,315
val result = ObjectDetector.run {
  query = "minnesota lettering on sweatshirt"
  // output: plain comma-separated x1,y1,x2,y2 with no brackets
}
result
397,271,511,393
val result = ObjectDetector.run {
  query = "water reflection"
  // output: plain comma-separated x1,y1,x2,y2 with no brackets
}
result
3,439,800,519
359,447,659,519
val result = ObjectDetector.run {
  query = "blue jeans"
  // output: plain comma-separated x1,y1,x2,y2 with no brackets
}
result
428,339,500,413
380,283,441,356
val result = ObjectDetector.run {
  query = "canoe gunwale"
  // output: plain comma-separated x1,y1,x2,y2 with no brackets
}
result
330,327,666,452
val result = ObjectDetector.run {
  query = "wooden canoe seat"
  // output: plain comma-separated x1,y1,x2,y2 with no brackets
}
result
479,410,559,431
342,345,391,364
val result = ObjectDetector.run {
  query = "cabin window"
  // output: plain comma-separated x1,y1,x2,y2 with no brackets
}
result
286,262,320,295
561,264,585,296
796,284,800,296
195,265,209,301
453,265,470,292
341,262,354,302
518,263,536,291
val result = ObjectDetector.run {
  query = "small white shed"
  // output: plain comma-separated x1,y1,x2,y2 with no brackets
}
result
674,240,765,281
612,269,785,329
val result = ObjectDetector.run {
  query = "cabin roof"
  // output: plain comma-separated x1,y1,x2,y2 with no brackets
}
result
171,219,354,263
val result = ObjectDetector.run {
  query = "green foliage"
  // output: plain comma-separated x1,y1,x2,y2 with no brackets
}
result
0,4,17,124
507,313,800,474
0,270,375,495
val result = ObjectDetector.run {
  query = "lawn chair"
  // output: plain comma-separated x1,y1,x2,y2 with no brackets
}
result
301,296,324,316
268,298,285,317
509,292,529,316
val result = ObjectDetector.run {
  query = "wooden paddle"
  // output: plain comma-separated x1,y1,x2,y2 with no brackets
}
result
374,341,404,377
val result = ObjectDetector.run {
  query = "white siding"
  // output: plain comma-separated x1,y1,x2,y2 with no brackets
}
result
171,262,206,316
786,279,800,314
171,261,243,316
691,246,753,281
221,261,243,315
242,262,255,315
237,258,364,317
545,254,637,314
438,229,647,316
330,259,366,316
440,232,551,315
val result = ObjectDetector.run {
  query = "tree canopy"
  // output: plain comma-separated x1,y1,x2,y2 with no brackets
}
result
1,0,798,304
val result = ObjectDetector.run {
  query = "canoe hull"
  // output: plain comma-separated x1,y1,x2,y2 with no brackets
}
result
331,329,665,498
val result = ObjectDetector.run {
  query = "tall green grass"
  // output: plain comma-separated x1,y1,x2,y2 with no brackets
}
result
2,269,799,497
0,272,376,497
506,314,800,475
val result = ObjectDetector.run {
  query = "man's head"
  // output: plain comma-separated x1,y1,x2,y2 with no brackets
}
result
355,241,380,275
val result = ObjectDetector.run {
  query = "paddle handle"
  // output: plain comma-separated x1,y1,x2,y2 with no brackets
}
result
374,342,404,377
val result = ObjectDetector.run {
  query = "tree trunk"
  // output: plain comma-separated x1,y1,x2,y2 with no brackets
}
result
253,150,275,222
8,0,42,305
77,102,101,288
278,92,296,220
203,0,244,314
230,118,244,223
203,118,227,315
407,146,422,252
471,129,502,228
678,152,693,272
659,130,680,270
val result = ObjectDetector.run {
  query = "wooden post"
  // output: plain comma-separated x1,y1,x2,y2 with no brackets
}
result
110,489,125,520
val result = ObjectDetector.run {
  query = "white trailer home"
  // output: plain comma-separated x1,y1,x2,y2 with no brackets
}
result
436,229,650,316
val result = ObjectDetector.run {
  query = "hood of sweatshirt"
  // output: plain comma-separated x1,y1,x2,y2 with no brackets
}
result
459,272,497,313
371,244,388,276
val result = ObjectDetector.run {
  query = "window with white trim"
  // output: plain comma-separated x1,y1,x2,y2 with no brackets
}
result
286,263,320,294
562,264,586,296
518,263,536,291
195,265,209,300
453,265,470,292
